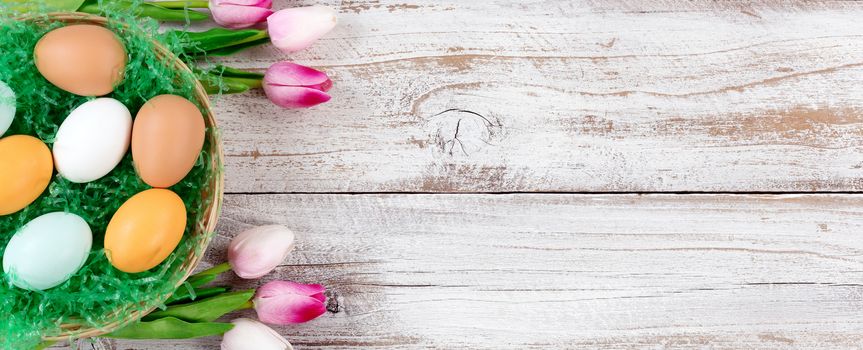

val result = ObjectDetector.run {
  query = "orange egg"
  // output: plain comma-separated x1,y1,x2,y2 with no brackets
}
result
0,135,53,215
34,25,127,96
132,95,205,188
105,189,186,273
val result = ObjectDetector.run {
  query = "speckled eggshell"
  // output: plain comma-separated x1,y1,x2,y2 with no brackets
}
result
34,25,127,96
132,95,205,188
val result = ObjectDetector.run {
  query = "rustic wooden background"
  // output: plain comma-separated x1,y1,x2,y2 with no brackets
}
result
55,0,863,349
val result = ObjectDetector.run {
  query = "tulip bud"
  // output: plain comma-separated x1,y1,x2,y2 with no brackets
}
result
221,318,293,350
263,62,332,109
267,6,337,53
254,280,327,325
228,225,295,279
209,0,274,29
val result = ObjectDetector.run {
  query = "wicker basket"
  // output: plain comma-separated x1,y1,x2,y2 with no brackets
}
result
17,12,224,341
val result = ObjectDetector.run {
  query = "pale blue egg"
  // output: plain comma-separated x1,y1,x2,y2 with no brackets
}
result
0,80,14,137
3,212,92,291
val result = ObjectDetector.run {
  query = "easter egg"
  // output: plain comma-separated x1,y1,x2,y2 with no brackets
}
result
2,212,92,291
0,135,53,216
34,25,127,96
132,95,205,188
53,98,132,183
105,189,187,273
0,80,14,137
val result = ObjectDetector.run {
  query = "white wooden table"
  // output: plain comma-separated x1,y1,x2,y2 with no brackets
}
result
56,0,863,349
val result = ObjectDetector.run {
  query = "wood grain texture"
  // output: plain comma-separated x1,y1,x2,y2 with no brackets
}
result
55,193,863,350
49,1,863,349
208,0,863,193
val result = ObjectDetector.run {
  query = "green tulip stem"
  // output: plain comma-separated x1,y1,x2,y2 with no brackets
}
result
194,262,232,277
239,300,254,310
145,290,255,323
153,1,210,9
77,1,210,21
224,76,264,89
105,318,234,339
232,30,271,47
172,28,271,56
33,340,56,350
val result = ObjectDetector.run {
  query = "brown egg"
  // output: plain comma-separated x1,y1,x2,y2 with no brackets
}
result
132,95,205,188
34,25,126,96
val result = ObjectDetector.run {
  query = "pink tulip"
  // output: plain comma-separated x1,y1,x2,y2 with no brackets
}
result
209,0,274,29
221,318,294,350
228,225,295,279
254,280,327,324
263,62,332,108
267,6,337,53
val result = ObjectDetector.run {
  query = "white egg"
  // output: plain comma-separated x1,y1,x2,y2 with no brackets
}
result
3,212,93,291
53,98,132,183
0,80,15,137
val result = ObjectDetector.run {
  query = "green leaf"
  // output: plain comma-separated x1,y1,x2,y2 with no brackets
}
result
136,1,209,21
106,317,233,339
213,65,265,80
192,261,232,278
167,286,229,305
2,0,85,12
202,37,271,56
197,66,264,94
143,290,255,323
175,28,263,51
32,340,57,350
77,0,209,21
150,0,209,9
200,78,252,95
170,28,269,56
186,272,217,288
184,261,232,288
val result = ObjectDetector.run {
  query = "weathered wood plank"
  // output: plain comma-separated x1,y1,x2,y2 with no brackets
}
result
55,193,863,349
206,0,863,193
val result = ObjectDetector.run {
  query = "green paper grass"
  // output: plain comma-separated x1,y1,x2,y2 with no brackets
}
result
0,8,217,350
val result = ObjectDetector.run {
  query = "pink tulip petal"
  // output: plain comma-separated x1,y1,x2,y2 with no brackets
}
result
228,225,295,279
302,78,333,93
267,6,337,53
262,62,333,108
228,234,284,279
264,84,331,109
310,292,326,303
222,319,293,349
256,294,327,324
257,280,326,298
264,62,330,87
217,0,271,7
212,5,273,29
318,79,333,92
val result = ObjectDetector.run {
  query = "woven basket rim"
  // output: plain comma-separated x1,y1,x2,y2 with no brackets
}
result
14,12,225,341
